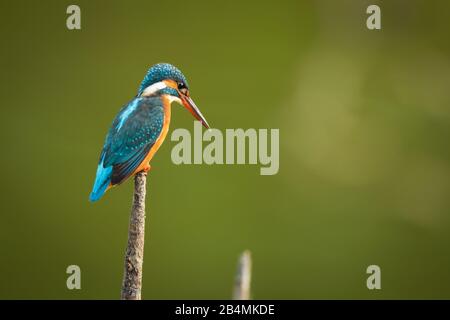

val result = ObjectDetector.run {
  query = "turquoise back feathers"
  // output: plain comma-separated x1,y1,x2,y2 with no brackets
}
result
89,97,165,202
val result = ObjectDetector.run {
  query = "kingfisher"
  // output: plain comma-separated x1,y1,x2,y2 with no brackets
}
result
89,63,209,202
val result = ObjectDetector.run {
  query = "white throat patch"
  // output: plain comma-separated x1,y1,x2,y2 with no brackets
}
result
165,95,182,104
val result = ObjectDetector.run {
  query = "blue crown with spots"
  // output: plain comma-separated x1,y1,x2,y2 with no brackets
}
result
138,63,188,96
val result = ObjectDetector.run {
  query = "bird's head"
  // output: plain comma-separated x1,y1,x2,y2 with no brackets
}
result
137,63,209,128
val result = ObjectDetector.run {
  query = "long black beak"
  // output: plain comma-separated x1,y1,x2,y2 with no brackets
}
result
182,95,210,129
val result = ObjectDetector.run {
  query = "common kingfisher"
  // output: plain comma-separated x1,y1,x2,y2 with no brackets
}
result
89,63,209,202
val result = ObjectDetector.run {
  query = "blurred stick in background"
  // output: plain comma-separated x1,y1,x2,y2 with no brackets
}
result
233,250,252,300
121,171,147,300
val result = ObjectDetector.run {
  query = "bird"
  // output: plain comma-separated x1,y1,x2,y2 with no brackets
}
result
89,63,209,202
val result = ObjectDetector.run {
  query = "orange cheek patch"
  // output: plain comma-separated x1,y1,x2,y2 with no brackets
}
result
163,79,178,89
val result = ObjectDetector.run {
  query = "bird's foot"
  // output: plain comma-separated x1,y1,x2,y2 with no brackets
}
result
143,164,151,173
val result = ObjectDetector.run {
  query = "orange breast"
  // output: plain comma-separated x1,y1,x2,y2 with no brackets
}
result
132,96,172,175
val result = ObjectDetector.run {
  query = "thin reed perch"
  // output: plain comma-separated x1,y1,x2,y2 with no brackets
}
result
233,250,252,300
121,171,147,300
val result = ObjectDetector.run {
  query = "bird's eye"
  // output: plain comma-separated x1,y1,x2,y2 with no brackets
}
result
178,82,188,95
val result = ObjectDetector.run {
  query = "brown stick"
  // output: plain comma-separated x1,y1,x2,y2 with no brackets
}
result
233,250,252,300
121,171,147,300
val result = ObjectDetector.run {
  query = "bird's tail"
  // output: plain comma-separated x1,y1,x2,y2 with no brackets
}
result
89,160,113,202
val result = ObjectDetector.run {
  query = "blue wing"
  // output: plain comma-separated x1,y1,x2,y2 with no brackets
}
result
89,97,165,202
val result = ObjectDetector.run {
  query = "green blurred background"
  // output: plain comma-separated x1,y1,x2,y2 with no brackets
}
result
1,0,450,299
